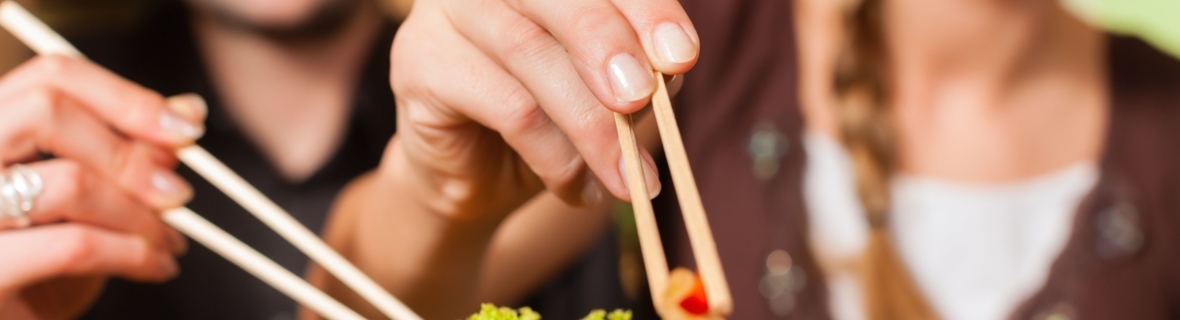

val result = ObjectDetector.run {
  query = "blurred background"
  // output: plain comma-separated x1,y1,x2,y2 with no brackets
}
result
1064,0,1180,56
0,0,413,73
2,0,1178,75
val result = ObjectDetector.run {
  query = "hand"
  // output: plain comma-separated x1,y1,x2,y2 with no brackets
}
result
388,0,699,219
0,56,205,319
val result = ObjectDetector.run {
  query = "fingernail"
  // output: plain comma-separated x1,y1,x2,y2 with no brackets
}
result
159,109,204,140
166,94,208,122
617,157,634,197
608,53,655,103
641,154,662,198
158,256,179,279
618,156,661,200
167,229,188,256
581,178,603,206
653,22,697,64
151,170,192,204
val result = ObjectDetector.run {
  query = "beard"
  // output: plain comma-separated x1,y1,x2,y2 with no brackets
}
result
201,0,365,41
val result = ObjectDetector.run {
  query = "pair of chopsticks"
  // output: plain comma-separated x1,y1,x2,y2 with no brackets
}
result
615,73,733,315
0,2,420,319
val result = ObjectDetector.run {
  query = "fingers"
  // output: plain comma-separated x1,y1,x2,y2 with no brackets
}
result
0,55,205,146
0,224,179,291
441,0,660,201
501,0,697,113
26,160,186,254
0,86,193,209
394,10,593,205
497,0,655,113
608,0,700,72
166,94,208,123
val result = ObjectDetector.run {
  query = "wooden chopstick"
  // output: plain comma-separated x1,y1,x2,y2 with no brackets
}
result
164,208,364,320
613,112,670,314
177,147,420,320
0,1,80,56
0,2,421,319
648,72,733,314
614,72,734,316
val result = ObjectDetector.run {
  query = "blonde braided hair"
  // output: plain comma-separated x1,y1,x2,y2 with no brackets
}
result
832,0,936,318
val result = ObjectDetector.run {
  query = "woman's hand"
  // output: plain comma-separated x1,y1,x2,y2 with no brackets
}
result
387,0,700,220
0,55,205,319
311,1,699,318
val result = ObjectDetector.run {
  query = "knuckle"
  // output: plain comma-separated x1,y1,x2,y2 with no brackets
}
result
389,41,424,94
538,155,583,189
398,96,446,131
120,92,165,130
497,88,545,136
567,5,620,40
22,87,60,113
107,143,139,184
32,55,74,76
499,18,557,63
54,162,88,203
19,88,63,137
501,0,524,11
51,226,99,273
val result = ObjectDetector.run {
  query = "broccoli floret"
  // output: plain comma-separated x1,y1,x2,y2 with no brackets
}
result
607,310,633,320
580,309,632,320
467,304,630,320
466,304,540,320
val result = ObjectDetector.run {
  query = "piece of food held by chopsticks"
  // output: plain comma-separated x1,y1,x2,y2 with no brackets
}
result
662,268,725,320
614,73,733,319
0,2,422,319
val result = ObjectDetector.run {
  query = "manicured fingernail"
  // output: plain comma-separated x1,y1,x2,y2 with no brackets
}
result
608,53,655,103
151,170,192,204
166,94,208,121
159,109,204,140
653,22,697,64
581,178,603,206
618,156,661,200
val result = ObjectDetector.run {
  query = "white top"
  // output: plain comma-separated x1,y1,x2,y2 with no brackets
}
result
802,132,1098,320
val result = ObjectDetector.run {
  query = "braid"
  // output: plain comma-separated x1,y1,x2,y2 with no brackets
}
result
833,0,936,319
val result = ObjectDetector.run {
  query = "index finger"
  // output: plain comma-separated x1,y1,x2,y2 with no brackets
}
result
503,0,697,114
0,56,205,146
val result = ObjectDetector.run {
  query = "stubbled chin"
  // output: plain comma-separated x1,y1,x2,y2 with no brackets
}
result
195,0,360,39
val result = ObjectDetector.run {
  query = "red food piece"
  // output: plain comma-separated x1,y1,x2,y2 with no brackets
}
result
678,275,709,315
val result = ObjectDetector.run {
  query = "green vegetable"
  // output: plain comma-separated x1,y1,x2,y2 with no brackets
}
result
580,309,633,320
465,304,632,320
466,304,540,320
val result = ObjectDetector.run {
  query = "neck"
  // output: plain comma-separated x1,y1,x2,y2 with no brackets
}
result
193,2,383,181
883,1,1109,182
885,0,1103,100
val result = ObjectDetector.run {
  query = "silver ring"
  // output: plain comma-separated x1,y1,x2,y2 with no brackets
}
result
0,164,42,229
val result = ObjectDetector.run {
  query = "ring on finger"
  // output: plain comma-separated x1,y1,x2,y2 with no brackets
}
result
0,164,43,229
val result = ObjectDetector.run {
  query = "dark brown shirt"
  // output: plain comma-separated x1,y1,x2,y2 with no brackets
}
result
658,0,1180,319
73,5,398,319
658,0,825,318
63,0,1180,319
